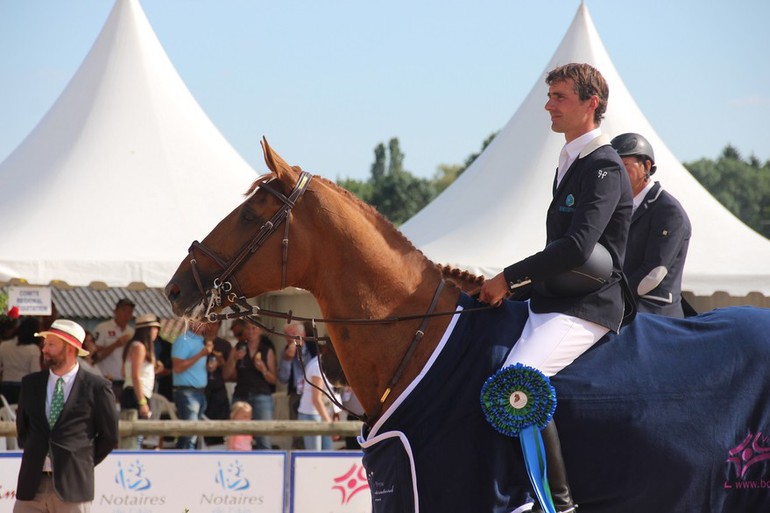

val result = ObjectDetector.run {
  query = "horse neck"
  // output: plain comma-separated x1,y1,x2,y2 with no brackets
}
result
297,185,460,416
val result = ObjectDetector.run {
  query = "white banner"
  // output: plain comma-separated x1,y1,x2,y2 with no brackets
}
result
291,452,371,513
0,451,374,512
0,451,287,512
8,286,52,316
0,453,20,504
95,451,286,513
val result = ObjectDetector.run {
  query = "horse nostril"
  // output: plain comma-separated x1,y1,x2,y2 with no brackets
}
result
165,282,181,302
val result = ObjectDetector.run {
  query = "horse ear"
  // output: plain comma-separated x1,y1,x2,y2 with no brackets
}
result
261,137,297,183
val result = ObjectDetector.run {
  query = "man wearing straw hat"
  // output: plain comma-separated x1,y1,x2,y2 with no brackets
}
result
14,319,118,513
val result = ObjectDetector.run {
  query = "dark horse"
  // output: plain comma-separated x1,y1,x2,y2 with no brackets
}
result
166,140,770,512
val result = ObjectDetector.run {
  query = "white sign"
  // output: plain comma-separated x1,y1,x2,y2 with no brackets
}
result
95,451,286,513
291,452,371,513
0,453,20,504
8,286,52,316
0,450,374,512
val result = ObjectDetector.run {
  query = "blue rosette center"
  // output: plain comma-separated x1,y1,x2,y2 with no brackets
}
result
480,363,557,437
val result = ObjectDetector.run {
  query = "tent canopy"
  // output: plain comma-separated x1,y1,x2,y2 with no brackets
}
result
401,3,770,296
0,0,256,288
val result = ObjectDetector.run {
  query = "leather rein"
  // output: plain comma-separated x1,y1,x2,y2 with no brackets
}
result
183,171,490,423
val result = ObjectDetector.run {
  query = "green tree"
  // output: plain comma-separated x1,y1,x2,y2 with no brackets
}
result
433,164,463,195
336,132,500,225
337,137,436,225
458,132,497,175
686,145,770,239
370,143,386,182
369,138,435,225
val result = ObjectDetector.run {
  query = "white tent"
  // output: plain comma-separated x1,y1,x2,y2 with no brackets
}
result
401,2,770,297
0,0,256,288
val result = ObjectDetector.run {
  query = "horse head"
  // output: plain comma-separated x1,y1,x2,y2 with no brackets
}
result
165,138,317,321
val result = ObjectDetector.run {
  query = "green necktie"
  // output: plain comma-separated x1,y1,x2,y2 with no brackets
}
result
48,377,64,427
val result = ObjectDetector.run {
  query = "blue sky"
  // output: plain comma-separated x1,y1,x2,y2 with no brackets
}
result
1,1,768,182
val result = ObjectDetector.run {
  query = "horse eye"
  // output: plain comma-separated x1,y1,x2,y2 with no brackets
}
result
242,209,257,222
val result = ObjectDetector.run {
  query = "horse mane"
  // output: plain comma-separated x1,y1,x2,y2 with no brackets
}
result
245,170,480,291
439,264,486,294
304,173,439,265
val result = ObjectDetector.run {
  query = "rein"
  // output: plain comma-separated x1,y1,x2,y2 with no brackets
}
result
183,169,494,424
187,171,313,319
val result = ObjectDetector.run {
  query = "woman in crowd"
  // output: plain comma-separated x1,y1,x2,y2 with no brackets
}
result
120,314,161,448
0,316,42,403
296,341,340,451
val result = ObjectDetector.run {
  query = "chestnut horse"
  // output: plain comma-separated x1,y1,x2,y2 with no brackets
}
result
166,140,770,513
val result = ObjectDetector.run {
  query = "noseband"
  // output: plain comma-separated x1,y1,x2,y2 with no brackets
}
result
187,171,313,320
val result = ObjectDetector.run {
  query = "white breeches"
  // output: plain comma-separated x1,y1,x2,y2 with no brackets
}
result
502,303,609,377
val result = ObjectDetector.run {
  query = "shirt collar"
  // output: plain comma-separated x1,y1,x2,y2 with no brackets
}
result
563,127,603,162
49,362,80,384
632,180,656,212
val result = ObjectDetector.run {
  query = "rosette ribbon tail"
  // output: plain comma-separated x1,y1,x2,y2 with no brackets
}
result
480,363,558,513
520,425,556,513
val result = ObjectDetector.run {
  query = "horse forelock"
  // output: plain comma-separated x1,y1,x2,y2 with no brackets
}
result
244,173,276,197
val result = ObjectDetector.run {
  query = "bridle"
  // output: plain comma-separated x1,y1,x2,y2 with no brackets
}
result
186,170,313,321
181,169,491,423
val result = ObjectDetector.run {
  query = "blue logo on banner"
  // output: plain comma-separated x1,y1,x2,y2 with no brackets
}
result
215,460,250,491
115,460,152,491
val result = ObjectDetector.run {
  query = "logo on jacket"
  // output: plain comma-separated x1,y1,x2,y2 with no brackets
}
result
559,194,576,213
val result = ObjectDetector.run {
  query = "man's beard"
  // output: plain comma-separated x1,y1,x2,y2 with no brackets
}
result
43,352,65,370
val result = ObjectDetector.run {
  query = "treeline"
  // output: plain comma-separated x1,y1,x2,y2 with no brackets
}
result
338,138,770,238
685,145,770,239
337,135,495,225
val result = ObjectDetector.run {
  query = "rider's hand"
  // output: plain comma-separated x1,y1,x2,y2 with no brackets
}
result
479,273,508,306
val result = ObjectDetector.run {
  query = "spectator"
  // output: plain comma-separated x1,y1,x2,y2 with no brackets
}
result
171,322,211,449
341,386,364,449
224,321,276,450
0,317,42,404
77,330,103,377
93,298,135,398
230,318,247,345
153,330,174,402
120,314,160,449
204,320,232,446
14,319,118,511
0,303,19,343
296,342,339,451
226,401,254,451
277,321,312,449
611,132,692,317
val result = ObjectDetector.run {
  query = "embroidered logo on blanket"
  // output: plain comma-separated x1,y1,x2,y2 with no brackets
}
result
725,430,770,483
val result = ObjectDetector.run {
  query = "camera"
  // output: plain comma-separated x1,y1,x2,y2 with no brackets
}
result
235,341,248,368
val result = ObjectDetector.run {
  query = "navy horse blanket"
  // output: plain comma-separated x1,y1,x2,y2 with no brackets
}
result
359,293,770,513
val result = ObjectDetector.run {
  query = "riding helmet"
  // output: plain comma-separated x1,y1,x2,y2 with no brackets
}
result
611,133,657,176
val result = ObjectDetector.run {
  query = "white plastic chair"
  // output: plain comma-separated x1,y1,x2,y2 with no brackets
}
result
0,394,18,450
146,394,177,449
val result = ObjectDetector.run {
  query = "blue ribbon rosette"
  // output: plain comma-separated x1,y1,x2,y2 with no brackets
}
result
480,363,558,513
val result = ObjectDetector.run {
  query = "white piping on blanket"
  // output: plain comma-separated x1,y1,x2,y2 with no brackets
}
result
364,304,464,439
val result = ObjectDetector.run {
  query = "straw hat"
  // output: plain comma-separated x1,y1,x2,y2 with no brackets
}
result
36,319,89,357
135,313,161,329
